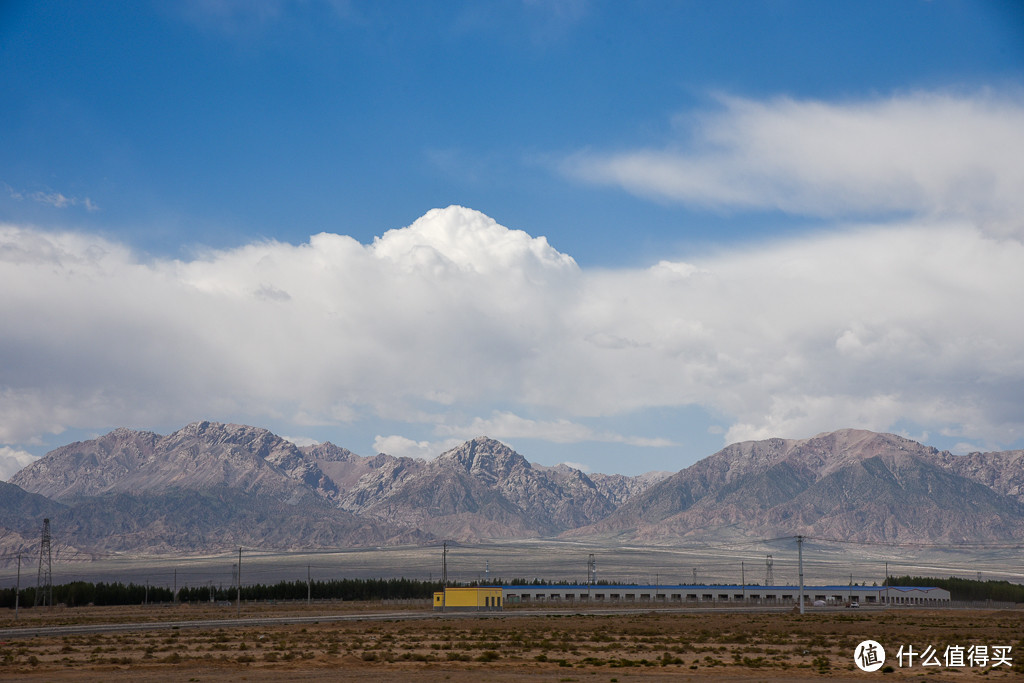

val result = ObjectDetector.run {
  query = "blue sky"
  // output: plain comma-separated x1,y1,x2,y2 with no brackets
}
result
2,1,1023,477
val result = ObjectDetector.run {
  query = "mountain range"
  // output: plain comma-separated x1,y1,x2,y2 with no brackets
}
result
2,422,1023,557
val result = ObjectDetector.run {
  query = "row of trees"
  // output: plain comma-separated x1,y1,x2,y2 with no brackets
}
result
0,577,443,609
886,575,1024,602
0,581,174,609
5,574,1020,608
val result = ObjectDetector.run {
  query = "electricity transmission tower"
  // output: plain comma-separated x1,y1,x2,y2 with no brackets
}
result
765,554,774,586
35,518,52,607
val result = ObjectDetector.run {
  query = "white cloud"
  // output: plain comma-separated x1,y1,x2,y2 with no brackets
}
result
371,205,577,277
565,91,1024,238
436,411,676,447
372,435,461,460
2,90,1024,465
0,446,37,481
3,182,99,212
1,204,1022,458
282,435,320,447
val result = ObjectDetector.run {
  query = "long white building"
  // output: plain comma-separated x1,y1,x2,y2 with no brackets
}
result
503,584,949,606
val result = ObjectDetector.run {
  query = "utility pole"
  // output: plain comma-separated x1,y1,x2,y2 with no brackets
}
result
797,535,805,615
587,554,595,600
237,547,242,618
765,554,773,586
307,565,312,605
741,561,746,602
885,561,889,608
692,567,697,584
15,554,20,620
35,518,52,607
441,542,448,612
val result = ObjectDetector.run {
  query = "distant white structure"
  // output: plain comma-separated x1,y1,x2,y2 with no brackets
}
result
503,584,949,606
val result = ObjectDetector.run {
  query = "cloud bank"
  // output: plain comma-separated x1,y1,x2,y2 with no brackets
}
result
2,208,1021,455
565,91,1024,238
2,91,1022,465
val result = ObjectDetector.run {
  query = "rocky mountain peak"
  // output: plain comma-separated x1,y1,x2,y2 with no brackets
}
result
10,421,336,504
436,437,530,474
300,441,359,463
169,420,277,451
572,428,1024,545
9,424,1024,553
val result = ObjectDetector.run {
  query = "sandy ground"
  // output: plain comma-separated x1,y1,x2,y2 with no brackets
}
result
2,603,1022,680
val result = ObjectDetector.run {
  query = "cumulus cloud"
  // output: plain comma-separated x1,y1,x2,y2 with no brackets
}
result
0,446,37,481
565,91,1024,238
2,205,1021,459
0,207,578,443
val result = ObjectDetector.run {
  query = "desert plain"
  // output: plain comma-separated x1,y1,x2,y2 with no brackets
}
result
2,600,1023,681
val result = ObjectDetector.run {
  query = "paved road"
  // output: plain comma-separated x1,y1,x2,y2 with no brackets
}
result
0,605,889,640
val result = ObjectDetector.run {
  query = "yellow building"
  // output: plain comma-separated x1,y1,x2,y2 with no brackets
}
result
432,586,503,611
